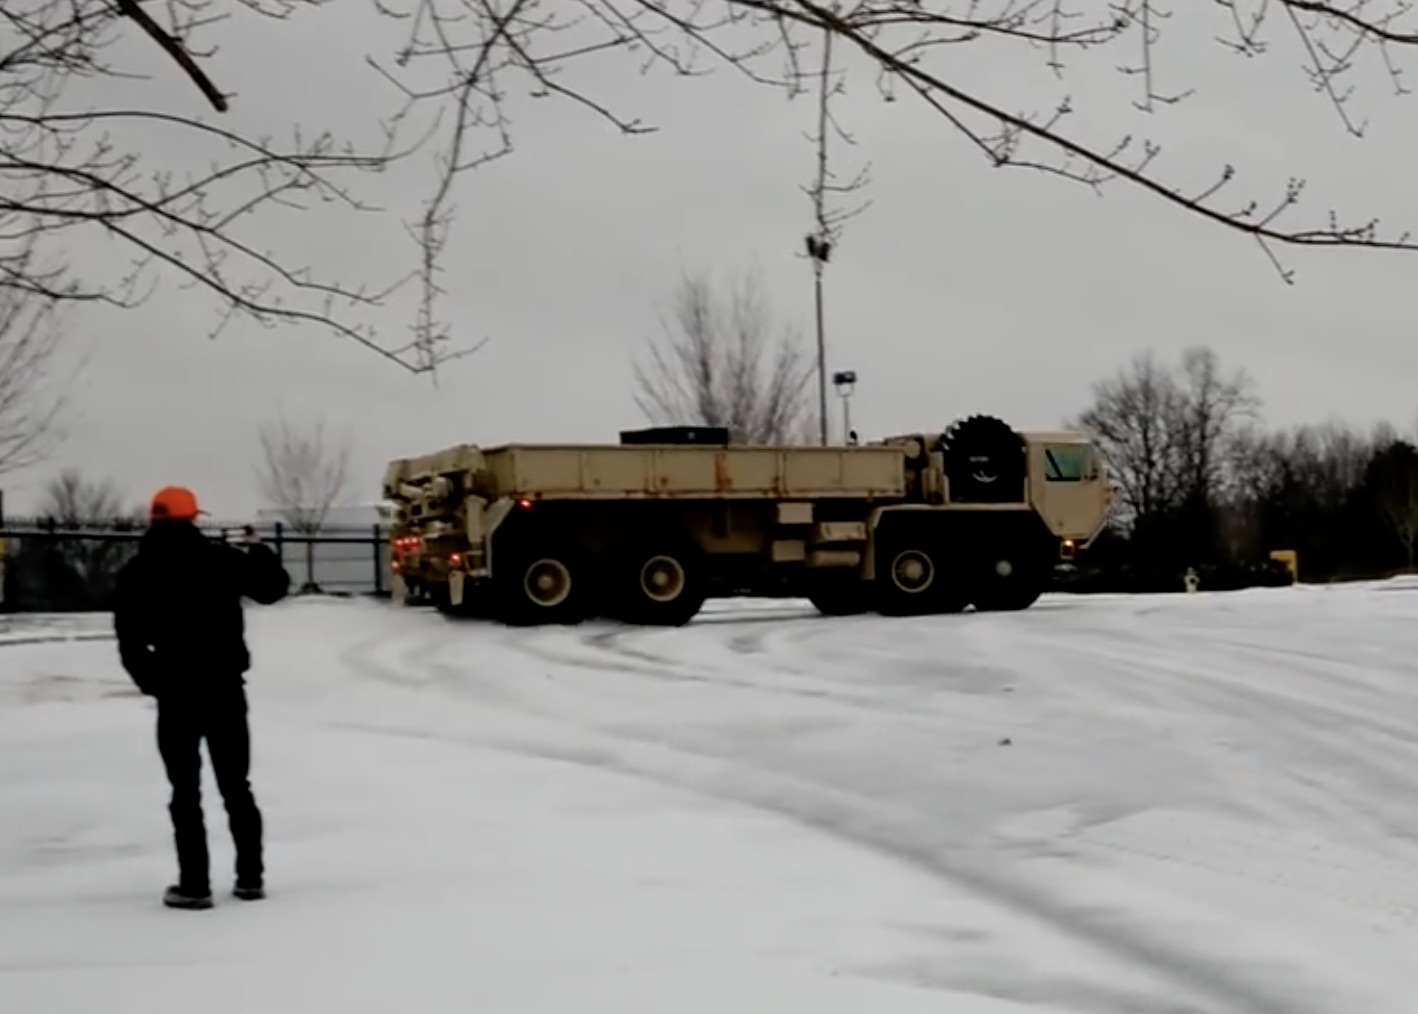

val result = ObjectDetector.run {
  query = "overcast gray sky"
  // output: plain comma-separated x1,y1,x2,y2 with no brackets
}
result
6,4,1418,519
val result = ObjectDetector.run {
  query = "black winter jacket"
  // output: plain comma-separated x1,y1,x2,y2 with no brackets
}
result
113,521,290,697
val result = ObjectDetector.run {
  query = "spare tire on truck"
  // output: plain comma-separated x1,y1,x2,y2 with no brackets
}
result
941,415,1027,504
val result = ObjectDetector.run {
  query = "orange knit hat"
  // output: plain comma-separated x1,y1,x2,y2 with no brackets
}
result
150,486,206,522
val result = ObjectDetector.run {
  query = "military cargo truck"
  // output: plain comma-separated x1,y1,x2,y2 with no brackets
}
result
382,415,1113,626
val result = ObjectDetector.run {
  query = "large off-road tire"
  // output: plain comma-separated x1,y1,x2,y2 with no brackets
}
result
874,529,967,617
492,537,593,626
941,415,1027,504
611,534,707,626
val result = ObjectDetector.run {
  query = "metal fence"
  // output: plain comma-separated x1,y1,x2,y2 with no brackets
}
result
0,517,391,613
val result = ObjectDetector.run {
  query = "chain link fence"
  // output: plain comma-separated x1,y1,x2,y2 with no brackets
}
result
0,517,391,613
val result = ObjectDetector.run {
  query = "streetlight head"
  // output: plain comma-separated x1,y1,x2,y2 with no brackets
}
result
832,369,857,395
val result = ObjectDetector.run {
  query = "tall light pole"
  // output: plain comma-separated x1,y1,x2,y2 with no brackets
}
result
806,234,831,446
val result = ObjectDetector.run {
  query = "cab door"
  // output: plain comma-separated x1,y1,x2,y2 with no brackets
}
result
1028,442,1110,543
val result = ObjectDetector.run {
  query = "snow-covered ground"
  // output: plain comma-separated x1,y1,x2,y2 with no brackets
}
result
6,582,1418,1013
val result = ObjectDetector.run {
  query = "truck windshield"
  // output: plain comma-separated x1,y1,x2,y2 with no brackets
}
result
1043,445,1091,482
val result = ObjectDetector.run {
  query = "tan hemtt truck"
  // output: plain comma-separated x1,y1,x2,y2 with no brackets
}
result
382,416,1113,626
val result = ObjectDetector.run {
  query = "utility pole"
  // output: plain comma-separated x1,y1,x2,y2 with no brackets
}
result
833,369,856,443
807,236,830,446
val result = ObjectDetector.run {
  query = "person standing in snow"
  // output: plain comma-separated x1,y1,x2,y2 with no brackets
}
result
113,487,290,910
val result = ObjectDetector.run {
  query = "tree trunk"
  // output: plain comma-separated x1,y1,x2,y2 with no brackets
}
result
303,536,320,594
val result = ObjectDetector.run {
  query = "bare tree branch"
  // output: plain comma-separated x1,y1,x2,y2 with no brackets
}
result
115,0,228,113
0,271,69,476
1,1,449,372
15,0,1418,383
375,0,1418,288
801,18,872,253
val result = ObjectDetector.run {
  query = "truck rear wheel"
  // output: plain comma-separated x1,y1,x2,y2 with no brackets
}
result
874,534,966,616
613,536,706,626
494,539,592,626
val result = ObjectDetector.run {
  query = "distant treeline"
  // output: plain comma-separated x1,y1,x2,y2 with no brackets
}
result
1063,345,1418,592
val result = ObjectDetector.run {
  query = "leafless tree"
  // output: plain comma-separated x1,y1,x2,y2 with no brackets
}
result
1171,346,1261,508
34,469,145,599
40,468,141,525
1075,346,1257,529
255,411,352,534
0,279,68,476
633,268,813,444
1293,421,1378,503
1073,350,1185,527
1214,423,1280,560
254,409,352,592
377,0,1418,292
1222,424,1281,505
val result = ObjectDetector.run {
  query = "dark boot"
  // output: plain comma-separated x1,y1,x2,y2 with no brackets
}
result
233,878,265,901
163,883,214,910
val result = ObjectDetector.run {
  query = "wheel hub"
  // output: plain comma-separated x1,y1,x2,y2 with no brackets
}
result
891,549,935,593
641,555,686,602
523,559,572,607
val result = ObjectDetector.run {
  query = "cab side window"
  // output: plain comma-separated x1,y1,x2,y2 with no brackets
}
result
1043,445,1091,482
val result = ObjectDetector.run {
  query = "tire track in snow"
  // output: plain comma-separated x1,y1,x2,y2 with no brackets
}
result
987,603,1418,926
393,611,979,722
1016,618,1418,853
323,688,1332,1014
316,597,1401,1014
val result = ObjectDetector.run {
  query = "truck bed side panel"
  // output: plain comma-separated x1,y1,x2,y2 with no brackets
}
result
482,445,906,500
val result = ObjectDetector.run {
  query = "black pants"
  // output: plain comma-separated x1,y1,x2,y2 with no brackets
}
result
156,685,263,893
